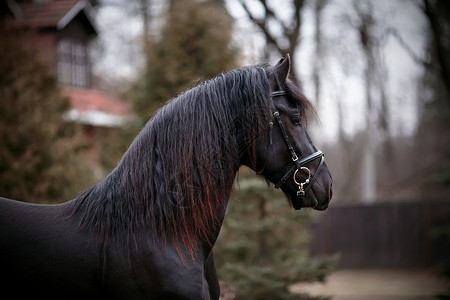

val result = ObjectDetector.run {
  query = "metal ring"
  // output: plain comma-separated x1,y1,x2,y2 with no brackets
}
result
293,167,311,186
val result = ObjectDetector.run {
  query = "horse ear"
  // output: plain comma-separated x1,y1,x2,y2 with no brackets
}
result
275,57,285,66
274,54,290,84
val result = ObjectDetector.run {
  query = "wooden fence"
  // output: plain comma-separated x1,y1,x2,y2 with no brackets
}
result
309,199,450,268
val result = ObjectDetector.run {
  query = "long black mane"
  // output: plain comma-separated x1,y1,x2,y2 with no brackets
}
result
69,66,280,256
69,64,314,259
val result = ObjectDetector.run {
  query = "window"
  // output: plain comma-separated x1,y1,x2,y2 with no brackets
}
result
57,38,89,88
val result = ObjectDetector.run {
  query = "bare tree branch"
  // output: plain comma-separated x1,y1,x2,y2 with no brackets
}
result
235,0,305,81
385,27,430,67
312,0,328,105
422,0,450,102
236,0,283,54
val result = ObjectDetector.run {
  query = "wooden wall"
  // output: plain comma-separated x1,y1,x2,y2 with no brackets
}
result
309,199,450,268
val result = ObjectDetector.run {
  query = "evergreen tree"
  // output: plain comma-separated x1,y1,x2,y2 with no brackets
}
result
0,26,95,203
132,0,238,120
215,169,336,299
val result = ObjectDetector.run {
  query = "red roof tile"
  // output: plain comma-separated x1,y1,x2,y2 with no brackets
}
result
64,88,132,116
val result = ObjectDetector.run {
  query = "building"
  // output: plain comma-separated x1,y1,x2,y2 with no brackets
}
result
1,0,134,166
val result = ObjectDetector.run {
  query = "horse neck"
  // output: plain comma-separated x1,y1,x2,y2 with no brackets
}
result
70,83,252,259
117,122,239,249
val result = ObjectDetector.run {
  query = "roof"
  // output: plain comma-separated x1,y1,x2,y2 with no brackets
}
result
63,88,135,127
9,0,97,33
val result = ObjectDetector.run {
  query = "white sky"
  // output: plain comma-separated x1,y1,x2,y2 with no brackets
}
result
92,0,427,144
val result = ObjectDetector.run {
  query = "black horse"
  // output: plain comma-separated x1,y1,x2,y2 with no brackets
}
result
0,55,332,299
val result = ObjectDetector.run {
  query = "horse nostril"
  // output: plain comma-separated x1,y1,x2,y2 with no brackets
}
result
329,184,333,200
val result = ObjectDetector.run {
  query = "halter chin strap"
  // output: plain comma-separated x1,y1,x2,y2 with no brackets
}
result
270,90,325,210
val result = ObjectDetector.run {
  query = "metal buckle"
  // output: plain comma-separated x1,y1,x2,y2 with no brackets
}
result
293,167,311,196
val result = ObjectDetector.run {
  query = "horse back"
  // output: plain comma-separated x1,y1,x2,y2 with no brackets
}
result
0,197,104,298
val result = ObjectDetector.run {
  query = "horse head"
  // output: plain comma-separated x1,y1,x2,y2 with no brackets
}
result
252,55,333,210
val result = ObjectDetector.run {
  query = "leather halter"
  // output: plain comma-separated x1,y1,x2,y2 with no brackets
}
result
270,90,325,210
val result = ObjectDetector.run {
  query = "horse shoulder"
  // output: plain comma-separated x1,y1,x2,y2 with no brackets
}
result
103,237,216,299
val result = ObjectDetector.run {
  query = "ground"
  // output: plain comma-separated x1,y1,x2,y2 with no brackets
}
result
289,269,450,300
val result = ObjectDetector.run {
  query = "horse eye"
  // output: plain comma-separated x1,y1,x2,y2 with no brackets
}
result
291,116,301,125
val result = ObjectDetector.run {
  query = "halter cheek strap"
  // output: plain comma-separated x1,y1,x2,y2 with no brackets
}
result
273,111,299,162
270,90,325,210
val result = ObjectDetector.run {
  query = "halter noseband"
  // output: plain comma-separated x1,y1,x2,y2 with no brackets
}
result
270,90,325,210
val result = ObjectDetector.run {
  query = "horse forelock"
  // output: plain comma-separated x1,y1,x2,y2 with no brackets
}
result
70,66,274,259
285,80,316,124
263,63,316,124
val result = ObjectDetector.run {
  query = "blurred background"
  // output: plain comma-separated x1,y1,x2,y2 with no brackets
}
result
1,0,449,299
